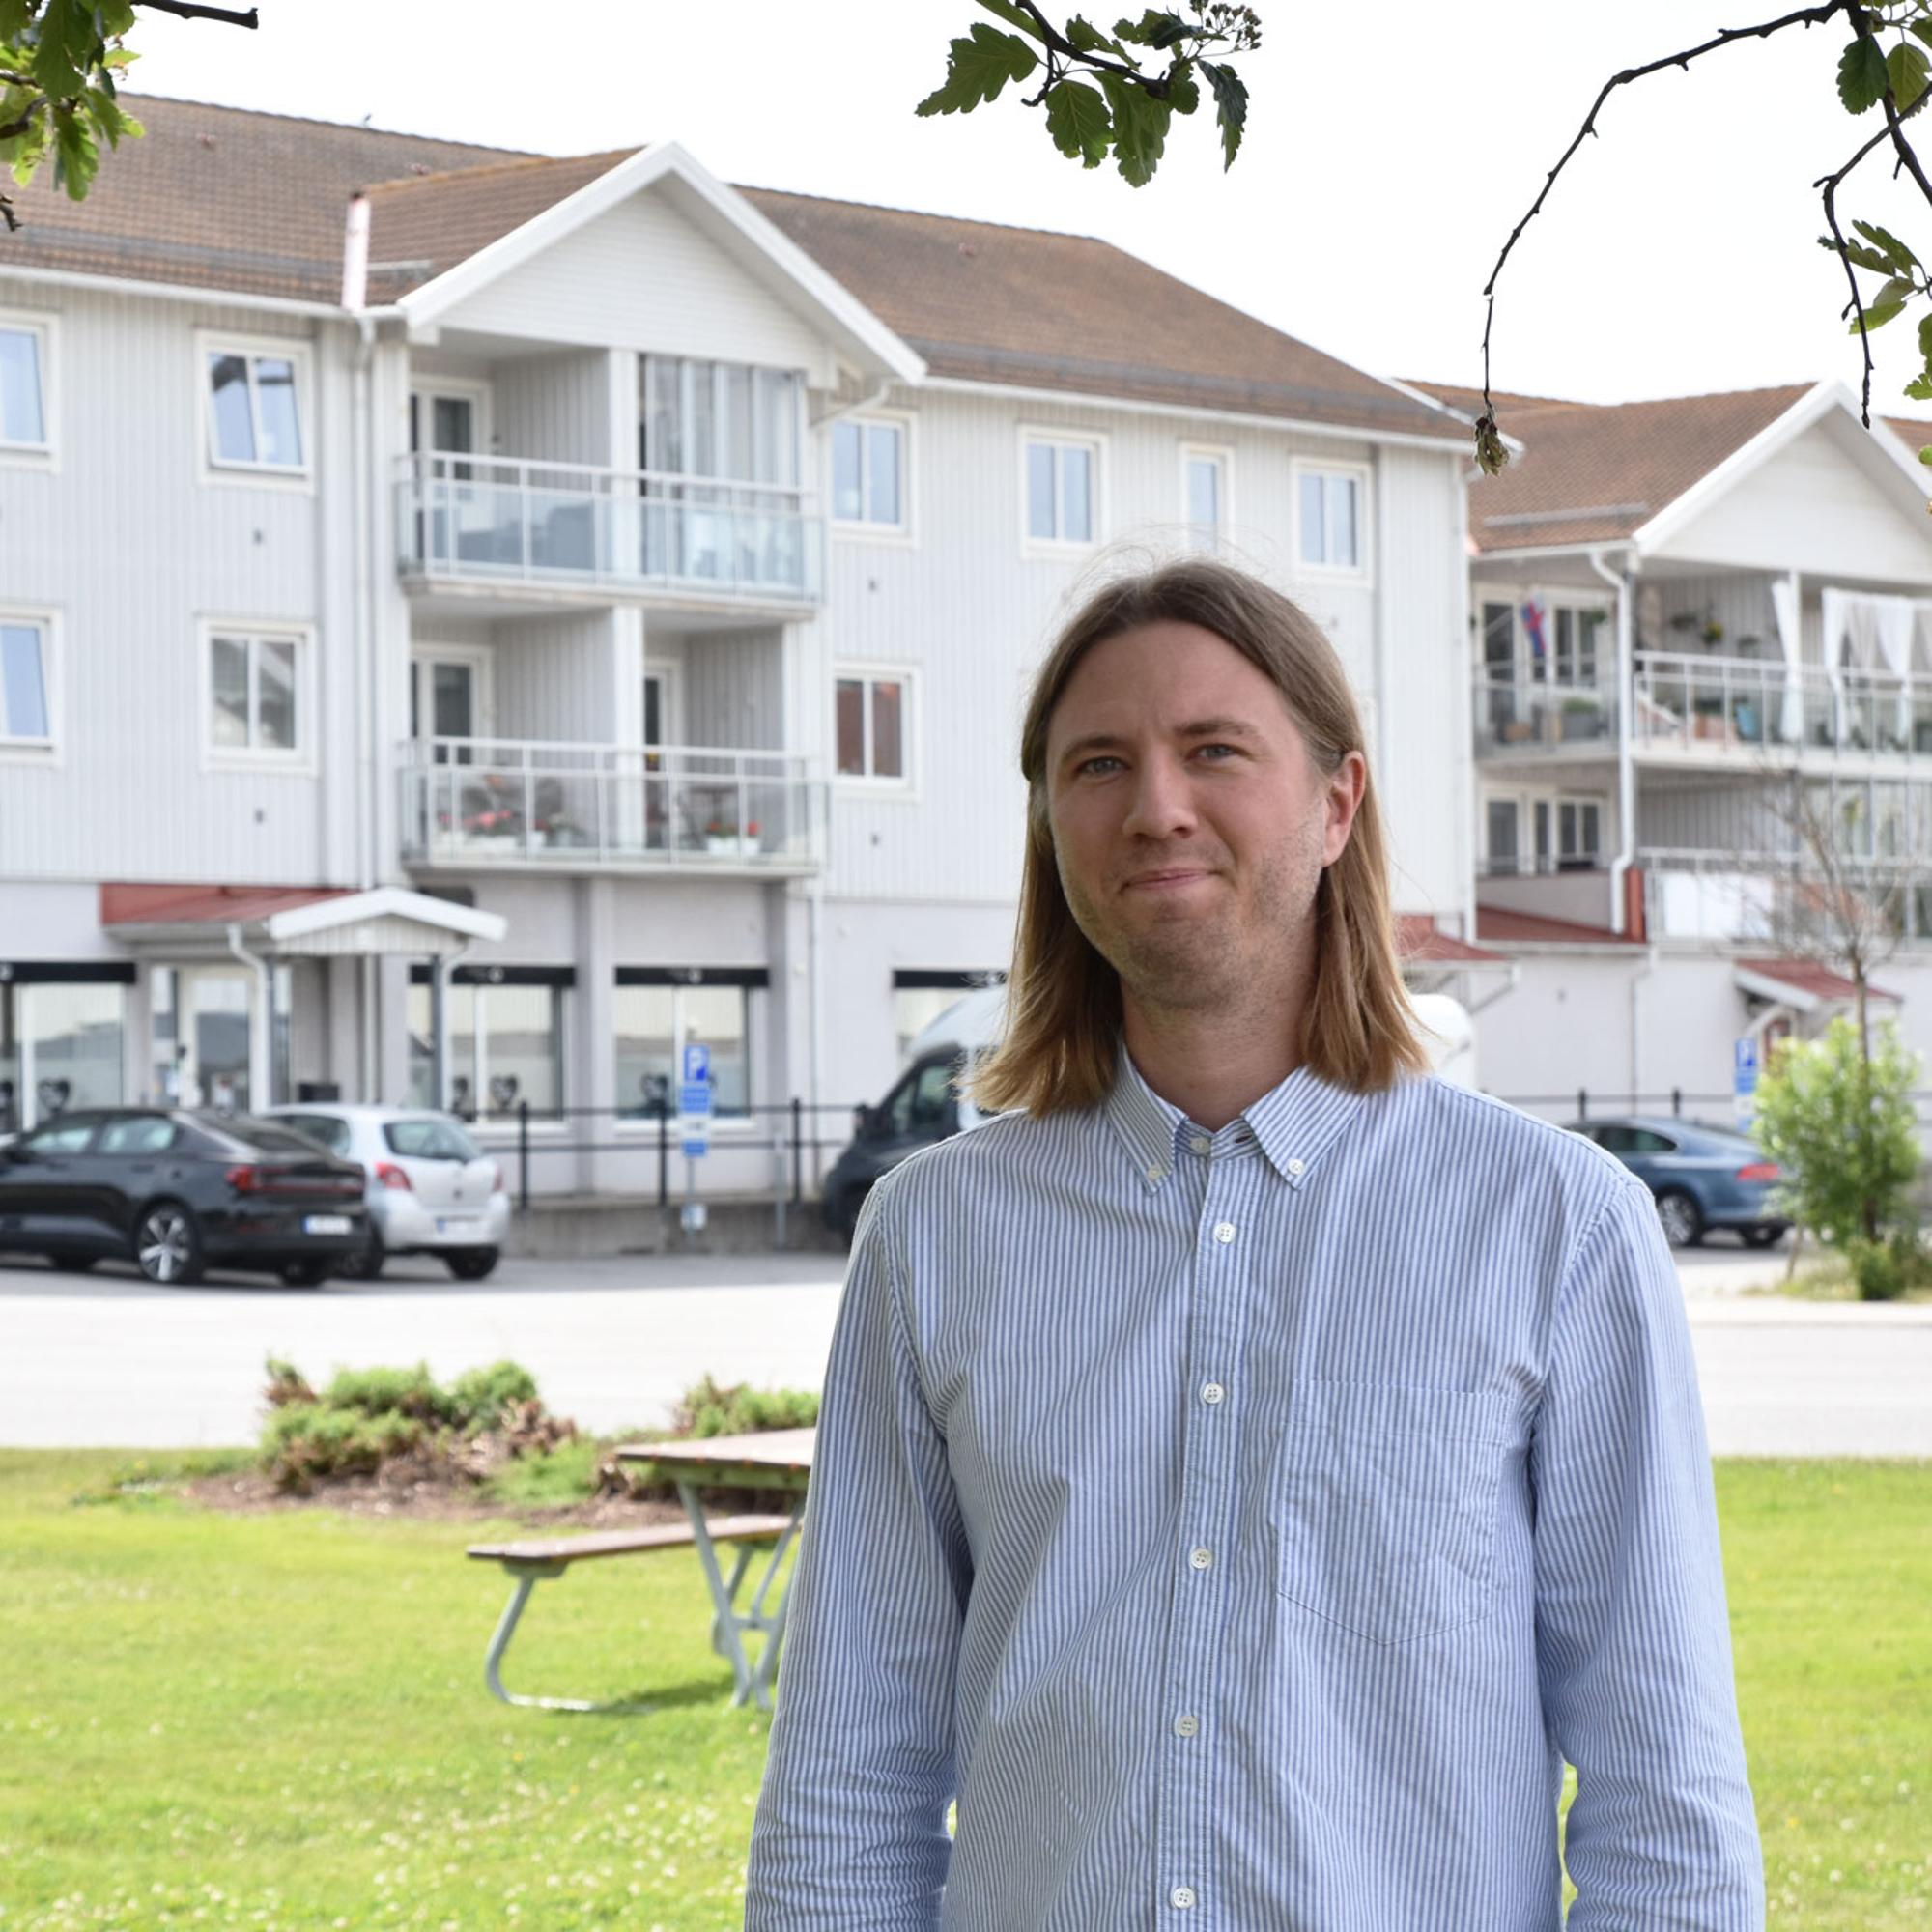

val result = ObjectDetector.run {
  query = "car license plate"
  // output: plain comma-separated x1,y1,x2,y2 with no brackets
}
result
303,1214,353,1236
436,1216,478,1235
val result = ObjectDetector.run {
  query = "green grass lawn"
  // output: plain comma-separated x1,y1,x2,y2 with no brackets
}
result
2,1453,1928,1930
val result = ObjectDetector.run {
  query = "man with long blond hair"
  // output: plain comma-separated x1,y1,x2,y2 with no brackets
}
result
746,556,1762,1930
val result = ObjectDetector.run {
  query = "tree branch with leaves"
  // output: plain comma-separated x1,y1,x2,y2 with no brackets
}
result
923,0,1932,482
0,0,257,234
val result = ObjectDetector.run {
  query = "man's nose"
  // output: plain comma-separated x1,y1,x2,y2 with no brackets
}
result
1121,753,1197,840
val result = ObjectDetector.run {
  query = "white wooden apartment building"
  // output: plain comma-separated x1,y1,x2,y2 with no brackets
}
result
0,97,1479,1194
1412,377,1932,1119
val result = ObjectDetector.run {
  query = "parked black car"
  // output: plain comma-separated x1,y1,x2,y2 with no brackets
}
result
0,1109,370,1286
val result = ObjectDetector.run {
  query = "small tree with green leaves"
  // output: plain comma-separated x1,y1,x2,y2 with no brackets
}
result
1752,1013,1923,1297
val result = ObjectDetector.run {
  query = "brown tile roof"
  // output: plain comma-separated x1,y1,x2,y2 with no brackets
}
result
1394,914,1507,964
1409,378,1813,553
1735,956,1899,1005
362,148,637,293
1475,905,1645,947
3,95,529,303
1883,414,1932,453
0,96,1463,439
737,186,1462,437
100,882,351,925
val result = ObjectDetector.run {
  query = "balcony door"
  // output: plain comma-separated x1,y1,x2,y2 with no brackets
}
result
411,646,492,767
639,356,804,588
409,384,485,567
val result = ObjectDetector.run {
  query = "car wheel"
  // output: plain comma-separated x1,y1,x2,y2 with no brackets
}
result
135,1201,206,1286
46,1254,98,1273
443,1246,498,1282
279,1258,331,1288
1742,1225,1786,1249
1654,1189,1705,1250
336,1225,385,1281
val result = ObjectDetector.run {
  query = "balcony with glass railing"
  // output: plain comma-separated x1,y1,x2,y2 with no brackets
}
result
394,452,824,605
397,738,824,872
1473,675,1618,756
1476,654,1932,765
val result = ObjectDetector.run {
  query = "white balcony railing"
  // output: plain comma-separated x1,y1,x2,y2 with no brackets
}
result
394,452,824,603
1476,654,1932,763
397,738,824,871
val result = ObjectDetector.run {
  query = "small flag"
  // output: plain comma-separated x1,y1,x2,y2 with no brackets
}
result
1520,600,1548,663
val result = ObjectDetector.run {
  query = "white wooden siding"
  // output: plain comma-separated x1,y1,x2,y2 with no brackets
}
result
0,279,346,884
682,628,785,750
491,609,621,744
441,187,832,378
493,349,611,465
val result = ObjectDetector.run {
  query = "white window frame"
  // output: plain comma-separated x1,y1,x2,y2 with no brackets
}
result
408,376,493,462
0,307,56,468
1557,792,1607,867
0,606,60,764
1019,425,1106,555
1291,457,1372,581
410,642,495,747
829,410,915,544
611,980,763,1131
198,617,317,772
1482,788,1527,875
196,328,314,489
1179,441,1233,547
833,662,919,796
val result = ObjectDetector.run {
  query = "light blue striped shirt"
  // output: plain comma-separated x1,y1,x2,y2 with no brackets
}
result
746,1046,1763,1929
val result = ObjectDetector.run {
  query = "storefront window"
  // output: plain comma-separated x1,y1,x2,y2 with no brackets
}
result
408,979,563,1119
0,980,127,1126
615,980,752,1116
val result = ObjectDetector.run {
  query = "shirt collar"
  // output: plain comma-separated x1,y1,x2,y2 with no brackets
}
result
1102,1036,1367,1193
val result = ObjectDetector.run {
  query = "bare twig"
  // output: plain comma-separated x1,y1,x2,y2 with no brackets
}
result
1816,119,1895,423
131,0,259,24
1481,2,1855,431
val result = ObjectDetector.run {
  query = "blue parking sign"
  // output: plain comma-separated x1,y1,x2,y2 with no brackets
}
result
682,1042,710,1085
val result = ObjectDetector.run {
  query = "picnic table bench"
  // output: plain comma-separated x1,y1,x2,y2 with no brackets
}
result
467,1513,795,1714
466,1427,816,1714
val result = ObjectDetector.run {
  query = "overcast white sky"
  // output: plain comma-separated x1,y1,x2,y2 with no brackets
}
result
127,0,1932,416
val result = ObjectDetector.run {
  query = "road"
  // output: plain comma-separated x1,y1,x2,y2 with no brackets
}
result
1,1245,1927,1457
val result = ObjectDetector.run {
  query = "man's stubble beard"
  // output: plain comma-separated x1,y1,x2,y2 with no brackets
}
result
1057,830,1325,1026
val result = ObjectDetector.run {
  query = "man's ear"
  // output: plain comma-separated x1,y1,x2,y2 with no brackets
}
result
1322,751,1367,867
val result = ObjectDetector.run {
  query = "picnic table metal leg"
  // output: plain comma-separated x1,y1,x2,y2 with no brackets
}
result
745,1498,807,1706
484,1558,658,1716
679,1481,765,1707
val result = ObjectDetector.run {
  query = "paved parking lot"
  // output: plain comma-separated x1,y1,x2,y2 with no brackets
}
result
2,1242,1927,1457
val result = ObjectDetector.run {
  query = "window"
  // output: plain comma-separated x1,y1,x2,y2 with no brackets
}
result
831,417,907,530
884,1057,959,1137
201,335,307,474
1558,798,1604,868
0,315,49,451
1295,464,1364,572
279,1112,351,1156
1023,433,1098,546
1181,447,1228,543
1553,608,1603,686
0,980,127,1132
384,1117,481,1161
98,1116,180,1155
406,980,566,1118
204,627,305,762
21,1119,96,1155
0,617,51,745
836,668,910,782
1484,798,1520,873
614,980,753,1117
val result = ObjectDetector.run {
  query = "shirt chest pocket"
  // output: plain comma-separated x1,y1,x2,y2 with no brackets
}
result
1270,1380,1516,1646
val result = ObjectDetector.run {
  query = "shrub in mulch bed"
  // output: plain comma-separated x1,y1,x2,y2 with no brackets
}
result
255,1358,819,1515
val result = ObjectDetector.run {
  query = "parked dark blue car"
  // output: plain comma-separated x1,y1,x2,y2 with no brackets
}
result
1564,1115,1789,1249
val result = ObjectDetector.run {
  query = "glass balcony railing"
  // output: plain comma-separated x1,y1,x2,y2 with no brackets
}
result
394,452,823,603
397,738,825,871
1476,654,1932,763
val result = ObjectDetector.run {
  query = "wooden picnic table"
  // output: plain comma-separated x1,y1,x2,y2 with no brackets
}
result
614,1427,816,1710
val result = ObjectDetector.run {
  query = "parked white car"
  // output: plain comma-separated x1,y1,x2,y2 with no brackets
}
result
264,1104,509,1280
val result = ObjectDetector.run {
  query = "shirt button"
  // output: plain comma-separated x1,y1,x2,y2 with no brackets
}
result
1188,1135,1210,1154
1187,1546,1212,1570
1212,1221,1236,1244
1201,1382,1224,1405
1146,1164,1166,1182
1286,1157,1305,1177
1170,1886,1197,1910
1173,1713,1200,1737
